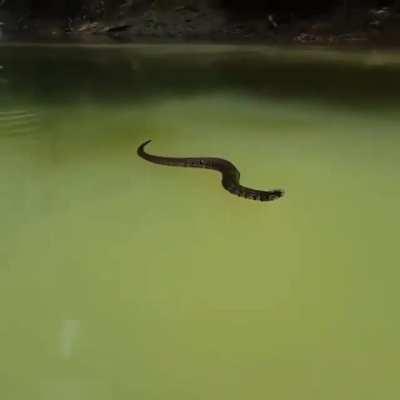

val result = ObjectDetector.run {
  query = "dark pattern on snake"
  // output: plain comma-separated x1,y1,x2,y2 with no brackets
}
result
137,140,284,202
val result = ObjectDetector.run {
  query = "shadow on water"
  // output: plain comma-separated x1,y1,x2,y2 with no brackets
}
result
0,44,400,112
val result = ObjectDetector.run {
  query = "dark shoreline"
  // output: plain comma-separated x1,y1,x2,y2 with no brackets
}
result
2,4,400,49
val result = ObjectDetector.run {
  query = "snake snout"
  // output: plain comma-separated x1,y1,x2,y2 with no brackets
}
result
269,190,284,200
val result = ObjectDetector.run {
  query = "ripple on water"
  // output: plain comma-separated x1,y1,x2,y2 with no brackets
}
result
0,109,41,139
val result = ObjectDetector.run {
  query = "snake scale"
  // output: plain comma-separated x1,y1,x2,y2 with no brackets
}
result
137,140,284,202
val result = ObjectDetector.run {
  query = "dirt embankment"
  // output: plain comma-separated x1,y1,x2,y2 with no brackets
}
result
2,3,400,47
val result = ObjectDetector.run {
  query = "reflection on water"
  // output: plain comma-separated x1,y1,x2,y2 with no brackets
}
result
60,319,81,360
0,44,399,399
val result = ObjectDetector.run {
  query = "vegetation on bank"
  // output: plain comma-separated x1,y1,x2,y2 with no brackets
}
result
1,1,400,45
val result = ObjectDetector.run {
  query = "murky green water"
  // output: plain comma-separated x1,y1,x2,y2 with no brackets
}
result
1,44,400,399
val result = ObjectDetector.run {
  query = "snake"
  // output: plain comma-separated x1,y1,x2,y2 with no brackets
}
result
137,140,284,202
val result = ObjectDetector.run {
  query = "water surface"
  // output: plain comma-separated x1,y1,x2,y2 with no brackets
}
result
1,44,399,399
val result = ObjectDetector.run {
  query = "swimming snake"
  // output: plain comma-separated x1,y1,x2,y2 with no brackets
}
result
137,140,284,202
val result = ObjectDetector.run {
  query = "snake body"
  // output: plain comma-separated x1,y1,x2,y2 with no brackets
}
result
137,140,284,202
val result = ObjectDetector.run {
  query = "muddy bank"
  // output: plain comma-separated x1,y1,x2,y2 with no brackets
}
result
2,4,400,47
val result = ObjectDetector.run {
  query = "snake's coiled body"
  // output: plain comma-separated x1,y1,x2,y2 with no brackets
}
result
137,140,284,202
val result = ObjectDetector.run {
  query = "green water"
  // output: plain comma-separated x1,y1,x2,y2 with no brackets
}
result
1,44,400,399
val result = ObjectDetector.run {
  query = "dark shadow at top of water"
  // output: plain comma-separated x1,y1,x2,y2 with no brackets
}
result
0,45,399,111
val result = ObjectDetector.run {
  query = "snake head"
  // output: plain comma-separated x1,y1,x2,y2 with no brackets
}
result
265,190,284,201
